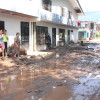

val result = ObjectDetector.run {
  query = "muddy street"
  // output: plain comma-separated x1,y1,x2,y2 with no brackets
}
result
0,41,100,100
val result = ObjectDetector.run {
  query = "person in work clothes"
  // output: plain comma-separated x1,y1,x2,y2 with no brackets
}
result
0,30,4,58
14,32,20,57
3,30,8,57
45,34,51,50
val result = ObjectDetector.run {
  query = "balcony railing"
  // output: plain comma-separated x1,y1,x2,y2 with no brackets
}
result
41,9,79,28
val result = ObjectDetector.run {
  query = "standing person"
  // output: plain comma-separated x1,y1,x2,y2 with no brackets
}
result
47,34,51,49
3,30,8,57
14,32,21,57
0,30,4,58
45,34,51,50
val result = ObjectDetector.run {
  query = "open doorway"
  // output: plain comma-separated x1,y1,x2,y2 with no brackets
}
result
68,30,70,43
52,28,56,47
21,22,29,48
0,21,5,30
0,21,5,56
59,29,65,46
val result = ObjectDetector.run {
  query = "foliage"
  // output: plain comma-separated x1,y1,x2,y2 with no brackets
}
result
70,40,74,44
8,46,15,55
64,41,67,46
96,32,100,37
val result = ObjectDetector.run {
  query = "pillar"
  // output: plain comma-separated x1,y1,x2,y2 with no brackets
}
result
33,22,37,51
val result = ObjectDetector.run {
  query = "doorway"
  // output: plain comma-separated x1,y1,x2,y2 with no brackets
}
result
59,29,65,46
68,30,70,43
21,22,29,48
59,29,65,42
0,21,5,30
52,28,56,47
0,21,5,56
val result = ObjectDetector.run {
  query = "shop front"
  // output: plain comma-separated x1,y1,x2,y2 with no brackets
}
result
36,26,49,51
79,31,87,40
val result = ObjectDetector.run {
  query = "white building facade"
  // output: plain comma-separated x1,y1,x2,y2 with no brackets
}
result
0,0,84,54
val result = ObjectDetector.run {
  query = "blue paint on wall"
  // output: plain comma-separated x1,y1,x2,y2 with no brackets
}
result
79,31,87,39
84,31,87,38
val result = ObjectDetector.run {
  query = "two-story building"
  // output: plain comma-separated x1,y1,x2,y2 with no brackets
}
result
78,21,97,40
0,0,84,55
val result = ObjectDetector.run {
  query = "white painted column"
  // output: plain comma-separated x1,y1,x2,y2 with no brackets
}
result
29,22,34,52
74,29,78,43
48,27,52,46
33,22,37,51
65,29,68,43
70,30,74,42
56,28,59,46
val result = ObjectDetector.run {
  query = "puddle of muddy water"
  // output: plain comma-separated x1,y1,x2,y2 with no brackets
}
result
72,74,100,100
13,92,27,100
0,73,35,97
42,73,100,100
42,86,72,100
87,44,100,52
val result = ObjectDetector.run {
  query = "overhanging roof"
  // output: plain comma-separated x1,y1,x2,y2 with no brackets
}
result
0,9,36,18
68,0,84,16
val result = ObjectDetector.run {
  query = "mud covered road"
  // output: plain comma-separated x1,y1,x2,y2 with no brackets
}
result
0,41,100,100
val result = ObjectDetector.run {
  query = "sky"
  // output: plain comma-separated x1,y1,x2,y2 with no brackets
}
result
79,0,100,12
78,0,100,22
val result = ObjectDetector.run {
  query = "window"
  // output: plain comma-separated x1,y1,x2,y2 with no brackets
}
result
90,23,94,29
79,32,84,39
0,21,5,30
68,11,71,19
21,22,29,44
85,24,88,28
36,26,48,45
61,7,65,17
42,0,52,11
71,30,73,32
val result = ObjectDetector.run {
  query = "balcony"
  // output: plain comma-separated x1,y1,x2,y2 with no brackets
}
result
41,9,79,28
0,0,39,17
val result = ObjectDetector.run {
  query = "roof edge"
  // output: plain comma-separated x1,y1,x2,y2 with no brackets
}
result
76,0,85,16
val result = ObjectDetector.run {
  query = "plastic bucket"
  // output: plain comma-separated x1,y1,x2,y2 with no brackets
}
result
81,41,83,46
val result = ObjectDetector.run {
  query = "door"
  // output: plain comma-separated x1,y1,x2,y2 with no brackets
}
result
59,29,65,46
0,21,4,30
59,29,65,42
68,30,70,43
52,28,56,47
21,22,29,48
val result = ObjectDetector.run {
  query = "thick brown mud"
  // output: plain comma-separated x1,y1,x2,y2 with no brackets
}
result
0,41,100,100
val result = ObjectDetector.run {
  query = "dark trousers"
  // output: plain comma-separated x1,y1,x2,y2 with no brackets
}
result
46,43,51,49
4,42,7,56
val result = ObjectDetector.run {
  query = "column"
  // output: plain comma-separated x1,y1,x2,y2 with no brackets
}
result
33,22,37,51
29,22,33,52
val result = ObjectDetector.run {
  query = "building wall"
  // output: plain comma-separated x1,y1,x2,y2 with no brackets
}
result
0,0,40,17
0,13,78,52
78,30,90,40
0,0,78,22
82,31,87,39
0,13,33,47
40,0,78,27
96,24,100,32
36,21,78,46
52,0,78,20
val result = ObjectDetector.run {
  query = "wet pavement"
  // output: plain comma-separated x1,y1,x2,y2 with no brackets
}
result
0,41,100,100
